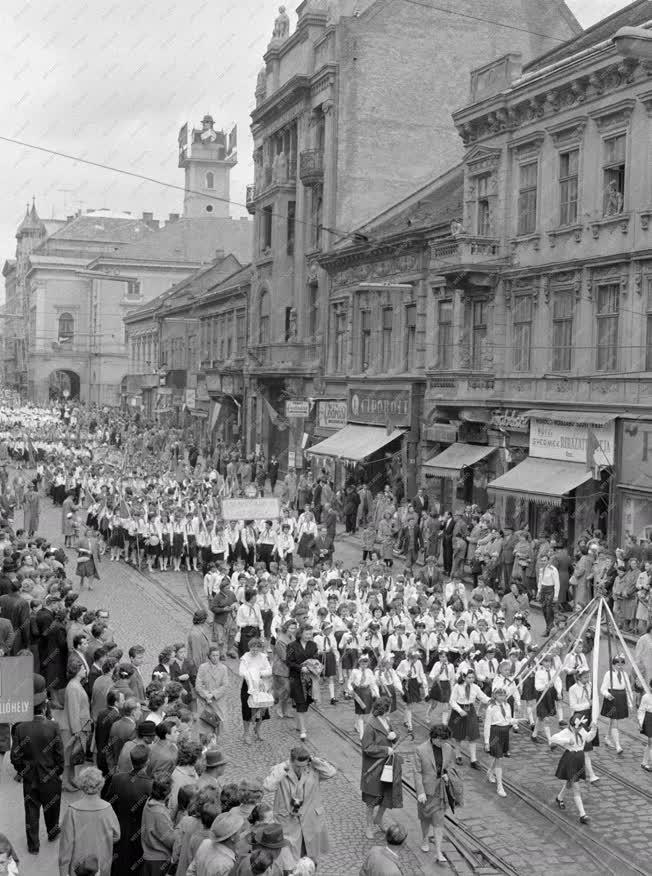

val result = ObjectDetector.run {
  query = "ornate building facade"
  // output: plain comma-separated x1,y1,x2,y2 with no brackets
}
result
310,1,652,548
244,0,579,468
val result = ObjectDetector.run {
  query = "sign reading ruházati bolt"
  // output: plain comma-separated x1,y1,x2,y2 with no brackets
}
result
348,386,412,427
0,656,34,720
529,418,615,466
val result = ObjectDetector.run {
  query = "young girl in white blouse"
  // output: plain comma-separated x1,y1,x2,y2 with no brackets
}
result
551,713,598,824
348,654,379,738
315,621,340,705
484,687,519,797
374,656,403,714
600,654,634,754
533,653,562,746
449,669,490,767
396,651,427,735
426,651,456,725
638,680,652,771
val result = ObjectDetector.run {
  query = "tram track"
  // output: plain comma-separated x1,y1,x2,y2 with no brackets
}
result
137,565,649,876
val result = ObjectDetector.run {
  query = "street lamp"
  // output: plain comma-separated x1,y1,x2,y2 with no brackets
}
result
613,25,652,60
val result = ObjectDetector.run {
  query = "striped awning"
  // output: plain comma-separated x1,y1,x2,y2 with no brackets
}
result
306,424,405,462
423,443,495,479
487,457,594,506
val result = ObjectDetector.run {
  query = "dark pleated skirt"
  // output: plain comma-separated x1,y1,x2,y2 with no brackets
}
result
449,704,479,741
536,687,558,719
555,749,586,782
488,724,510,758
600,689,628,721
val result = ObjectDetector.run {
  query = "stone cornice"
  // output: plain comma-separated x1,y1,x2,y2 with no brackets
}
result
250,76,311,127
588,98,636,131
507,130,546,155
454,56,644,147
318,235,426,275
546,114,588,146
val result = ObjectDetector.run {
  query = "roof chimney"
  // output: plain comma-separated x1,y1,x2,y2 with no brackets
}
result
215,249,225,260
142,212,153,222
168,212,180,223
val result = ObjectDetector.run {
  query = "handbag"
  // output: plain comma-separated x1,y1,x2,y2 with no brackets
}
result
66,732,86,766
199,708,221,730
380,754,394,784
247,689,275,709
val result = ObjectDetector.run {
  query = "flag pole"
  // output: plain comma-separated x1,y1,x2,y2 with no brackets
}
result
591,599,603,723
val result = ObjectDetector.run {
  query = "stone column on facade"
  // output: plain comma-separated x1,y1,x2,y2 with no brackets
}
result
295,110,310,336
454,291,470,370
573,268,592,376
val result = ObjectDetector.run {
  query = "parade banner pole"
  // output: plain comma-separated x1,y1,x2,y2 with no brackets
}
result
533,599,599,708
591,599,603,723
602,597,651,695
516,597,597,689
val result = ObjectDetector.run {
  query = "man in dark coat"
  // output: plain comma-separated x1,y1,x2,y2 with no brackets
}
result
441,511,455,576
106,697,140,777
96,689,124,779
0,580,30,653
106,744,153,876
10,677,64,854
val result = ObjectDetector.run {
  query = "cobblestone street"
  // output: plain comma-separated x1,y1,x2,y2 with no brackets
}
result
1,490,651,876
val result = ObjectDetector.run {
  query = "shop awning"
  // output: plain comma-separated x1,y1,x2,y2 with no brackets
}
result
306,424,406,462
423,443,495,479
525,410,617,426
487,457,593,506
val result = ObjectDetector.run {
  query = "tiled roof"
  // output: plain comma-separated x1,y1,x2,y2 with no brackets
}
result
48,213,152,243
523,0,652,73
112,217,253,265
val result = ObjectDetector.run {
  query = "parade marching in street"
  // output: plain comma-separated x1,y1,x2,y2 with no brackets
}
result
0,398,651,876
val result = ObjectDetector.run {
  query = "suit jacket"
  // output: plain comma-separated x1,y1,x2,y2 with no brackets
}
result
61,677,91,735
0,593,30,652
107,717,137,775
107,769,153,873
11,715,64,784
95,706,122,774
128,666,146,704
360,845,404,876
413,740,455,798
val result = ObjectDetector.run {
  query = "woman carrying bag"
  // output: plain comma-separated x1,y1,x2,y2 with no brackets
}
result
360,696,403,840
414,724,463,860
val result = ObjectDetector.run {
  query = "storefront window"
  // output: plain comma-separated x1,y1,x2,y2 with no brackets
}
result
621,493,652,548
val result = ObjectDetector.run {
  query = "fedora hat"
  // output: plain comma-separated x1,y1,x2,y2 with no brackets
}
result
204,748,228,769
255,823,288,849
210,811,244,843
137,720,157,739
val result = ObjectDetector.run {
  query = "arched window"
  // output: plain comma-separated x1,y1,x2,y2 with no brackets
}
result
205,171,215,190
58,312,74,343
259,289,270,344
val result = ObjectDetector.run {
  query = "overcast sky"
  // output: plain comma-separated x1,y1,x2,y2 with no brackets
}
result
0,0,633,285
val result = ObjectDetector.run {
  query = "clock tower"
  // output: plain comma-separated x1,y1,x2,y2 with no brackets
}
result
178,114,237,218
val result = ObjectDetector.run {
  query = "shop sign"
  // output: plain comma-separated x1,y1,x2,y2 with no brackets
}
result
185,389,196,410
529,418,614,466
285,400,310,418
317,400,347,430
490,409,530,431
348,386,411,427
0,657,34,721
619,421,652,490
424,424,457,444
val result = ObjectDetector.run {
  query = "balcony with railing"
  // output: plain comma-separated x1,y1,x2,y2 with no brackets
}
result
429,235,505,279
248,341,320,374
299,150,324,186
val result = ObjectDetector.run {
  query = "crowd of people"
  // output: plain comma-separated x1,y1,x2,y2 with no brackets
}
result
0,398,651,875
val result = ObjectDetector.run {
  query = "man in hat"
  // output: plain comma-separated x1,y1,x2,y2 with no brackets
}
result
263,745,336,865
197,747,228,792
233,823,290,875
117,719,157,774
189,810,245,876
0,579,30,653
106,744,153,876
10,676,64,854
